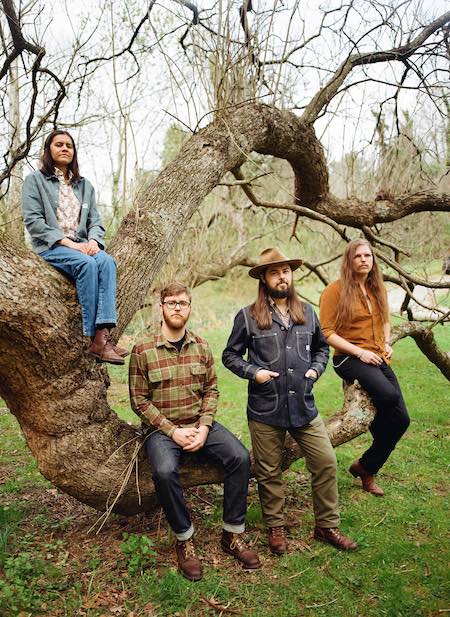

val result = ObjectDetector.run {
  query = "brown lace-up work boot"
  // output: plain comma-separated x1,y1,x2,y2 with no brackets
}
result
112,343,129,358
88,328,125,365
349,460,384,496
314,527,358,551
175,538,203,581
268,526,287,555
221,531,261,570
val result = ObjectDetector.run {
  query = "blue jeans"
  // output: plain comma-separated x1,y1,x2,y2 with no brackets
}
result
145,422,251,540
40,246,117,336
333,356,410,474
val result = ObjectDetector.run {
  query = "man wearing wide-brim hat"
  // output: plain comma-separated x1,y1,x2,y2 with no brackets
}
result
223,247,358,554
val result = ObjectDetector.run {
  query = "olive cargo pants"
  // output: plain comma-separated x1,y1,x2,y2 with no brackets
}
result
249,415,340,528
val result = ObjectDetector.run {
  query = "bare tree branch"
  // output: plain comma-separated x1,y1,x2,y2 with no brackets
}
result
302,10,450,123
0,0,43,79
315,191,450,227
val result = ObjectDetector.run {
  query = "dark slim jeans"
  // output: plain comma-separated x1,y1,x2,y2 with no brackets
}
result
333,356,410,474
145,422,250,537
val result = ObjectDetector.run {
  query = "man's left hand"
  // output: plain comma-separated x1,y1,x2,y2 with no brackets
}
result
183,426,209,452
305,368,318,380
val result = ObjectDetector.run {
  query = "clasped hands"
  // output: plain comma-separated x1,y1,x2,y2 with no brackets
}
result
62,238,100,255
172,425,209,452
78,239,100,256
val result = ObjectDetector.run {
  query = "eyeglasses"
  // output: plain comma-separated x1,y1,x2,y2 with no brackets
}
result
162,300,191,309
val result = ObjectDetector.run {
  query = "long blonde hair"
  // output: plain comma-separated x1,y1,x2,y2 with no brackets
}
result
335,239,388,331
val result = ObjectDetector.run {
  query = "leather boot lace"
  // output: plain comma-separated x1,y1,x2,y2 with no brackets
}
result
229,534,246,552
271,527,285,539
182,538,196,559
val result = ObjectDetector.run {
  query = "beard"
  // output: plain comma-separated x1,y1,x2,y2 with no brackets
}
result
269,288,289,298
266,281,291,299
162,310,190,330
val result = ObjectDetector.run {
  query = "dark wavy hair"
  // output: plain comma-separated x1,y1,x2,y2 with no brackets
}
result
40,130,81,181
250,273,305,330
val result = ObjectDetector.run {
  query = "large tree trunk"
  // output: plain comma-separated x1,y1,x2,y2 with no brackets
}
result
0,102,436,515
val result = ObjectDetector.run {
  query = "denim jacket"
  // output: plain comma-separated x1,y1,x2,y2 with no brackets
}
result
222,302,329,428
21,170,105,254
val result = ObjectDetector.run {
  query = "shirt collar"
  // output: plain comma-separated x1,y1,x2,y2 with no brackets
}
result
54,167,73,182
155,328,195,349
268,297,290,327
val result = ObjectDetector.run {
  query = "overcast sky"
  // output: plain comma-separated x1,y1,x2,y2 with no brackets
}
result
11,0,448,205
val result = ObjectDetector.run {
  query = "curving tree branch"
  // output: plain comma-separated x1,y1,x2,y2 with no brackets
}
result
301,10,450,123
0,0,43,79
391,322,450,380
0,103,385,515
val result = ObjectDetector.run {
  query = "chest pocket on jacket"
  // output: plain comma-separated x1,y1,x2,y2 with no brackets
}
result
148,366,173,383
295,331,312,362
252,332,280,365
190,363,206,391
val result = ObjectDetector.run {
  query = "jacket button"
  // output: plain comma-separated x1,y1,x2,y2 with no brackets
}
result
289,390,295,394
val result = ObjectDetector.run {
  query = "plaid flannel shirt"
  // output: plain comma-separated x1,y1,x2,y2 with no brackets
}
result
128,328,218,437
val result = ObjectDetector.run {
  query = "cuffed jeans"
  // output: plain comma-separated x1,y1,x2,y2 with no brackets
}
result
249,415,340,529
41,246,117,336
333,356,410,474
145,422,251,540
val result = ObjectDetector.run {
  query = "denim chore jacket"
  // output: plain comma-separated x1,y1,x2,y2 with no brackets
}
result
222,303,329,428
21,170,105,254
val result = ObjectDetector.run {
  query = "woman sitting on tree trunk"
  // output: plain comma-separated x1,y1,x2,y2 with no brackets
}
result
21,129,127,365
319,239,410,496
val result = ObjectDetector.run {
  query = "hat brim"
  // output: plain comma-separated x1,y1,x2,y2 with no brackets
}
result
248,259,303,279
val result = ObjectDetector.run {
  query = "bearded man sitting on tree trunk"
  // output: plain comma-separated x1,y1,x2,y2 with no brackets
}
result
128,282,260,581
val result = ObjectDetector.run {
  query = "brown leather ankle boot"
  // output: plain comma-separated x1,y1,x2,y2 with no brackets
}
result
314,527,358,551
88,328,125,365
112,343,129,358
268,526,287,555
349,460,384,496
221,531,261,569
175,538,203,581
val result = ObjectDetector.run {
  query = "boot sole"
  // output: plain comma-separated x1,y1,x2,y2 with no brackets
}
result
178,567,203,582
269,545,287,556
88,352,125,365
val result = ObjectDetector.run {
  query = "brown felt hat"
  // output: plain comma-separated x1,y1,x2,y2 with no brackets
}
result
248,247,303,279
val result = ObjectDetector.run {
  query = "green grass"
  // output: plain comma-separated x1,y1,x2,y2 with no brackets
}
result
0,282,449,616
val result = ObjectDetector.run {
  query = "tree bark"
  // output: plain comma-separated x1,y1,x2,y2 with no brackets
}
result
0,102,443,515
